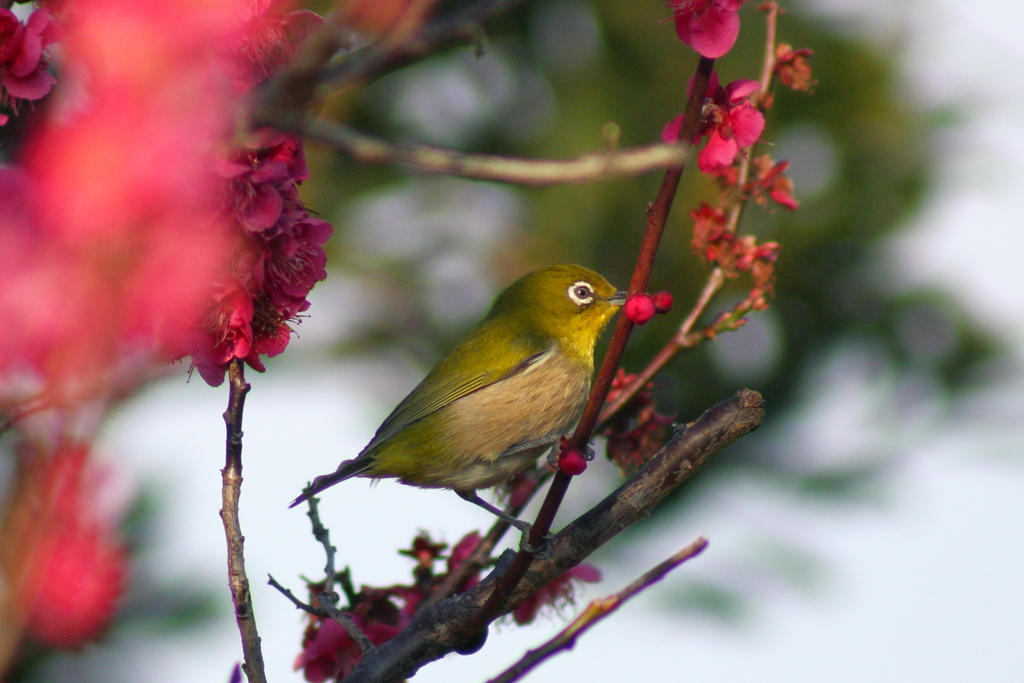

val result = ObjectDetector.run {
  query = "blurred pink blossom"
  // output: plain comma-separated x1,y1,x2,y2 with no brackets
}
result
9,444,128,649
513,564,601,625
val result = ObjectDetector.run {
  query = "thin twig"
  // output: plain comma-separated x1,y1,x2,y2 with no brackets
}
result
724,0,779,236
294,119,689,185
318,592,377,655
487,536,709,683
220,360,267,683
472,55,717,631
268,575,321,615
267,575,376,654
596,3,784,424
305,496,337,593
270,494,374,653
423,517,512,610
423,469,550,609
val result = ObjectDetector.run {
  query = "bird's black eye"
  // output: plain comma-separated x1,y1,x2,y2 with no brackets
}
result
567,281,595,307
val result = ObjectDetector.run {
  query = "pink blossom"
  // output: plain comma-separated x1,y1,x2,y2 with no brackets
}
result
699,79,763,172
669,0,751,59
0,8,60,103
513,564,601,625
446,531,483,592
664,72,763,174
259,215,332,312
752,156,799,209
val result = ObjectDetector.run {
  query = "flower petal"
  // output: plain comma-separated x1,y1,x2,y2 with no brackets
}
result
698,130,738,172
11,25,42,77
661,114,685,144
2,67,56,100
725,78,760,102
687,4,740,59
728,103,764,147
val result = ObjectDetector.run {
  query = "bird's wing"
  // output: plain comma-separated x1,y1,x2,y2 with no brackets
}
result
359,329,552,455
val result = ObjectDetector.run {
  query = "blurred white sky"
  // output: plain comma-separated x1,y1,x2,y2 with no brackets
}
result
74,1,1024,682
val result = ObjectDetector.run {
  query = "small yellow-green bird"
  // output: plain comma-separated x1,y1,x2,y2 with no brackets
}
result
291,264,625,525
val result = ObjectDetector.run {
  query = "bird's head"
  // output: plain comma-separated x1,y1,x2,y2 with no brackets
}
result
487,264,625,362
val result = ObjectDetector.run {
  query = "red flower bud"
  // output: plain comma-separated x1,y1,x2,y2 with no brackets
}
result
559,447,588,476
651,291,674,314
624,294,656,325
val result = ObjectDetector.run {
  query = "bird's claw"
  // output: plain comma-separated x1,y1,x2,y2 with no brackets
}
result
518,531,554,559
511,518,533,534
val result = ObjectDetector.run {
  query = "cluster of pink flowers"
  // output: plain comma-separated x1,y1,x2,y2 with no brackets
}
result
293,532,600,682
658,0,810,320
162,3,332,386
0,7,60,125
171,128,333,386
691,203,780,304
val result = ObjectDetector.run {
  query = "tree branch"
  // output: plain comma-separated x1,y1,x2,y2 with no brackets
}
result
293,119,689,186
487,536,709,683
220,359,267,683
341,388,764,683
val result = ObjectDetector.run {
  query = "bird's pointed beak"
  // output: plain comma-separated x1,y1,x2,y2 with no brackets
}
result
606,291,628,306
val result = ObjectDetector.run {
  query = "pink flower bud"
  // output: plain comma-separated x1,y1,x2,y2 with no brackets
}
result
651,291,674,314
624,294,656,325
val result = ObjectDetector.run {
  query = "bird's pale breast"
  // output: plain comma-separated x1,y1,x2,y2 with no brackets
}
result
368,346,590,491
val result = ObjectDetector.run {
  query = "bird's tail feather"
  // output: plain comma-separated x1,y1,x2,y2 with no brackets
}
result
289,457,374,508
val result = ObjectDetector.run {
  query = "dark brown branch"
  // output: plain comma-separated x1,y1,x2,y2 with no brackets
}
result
487,536,709,683
341,389,764,683
220,360,267,683
473,54,716,631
